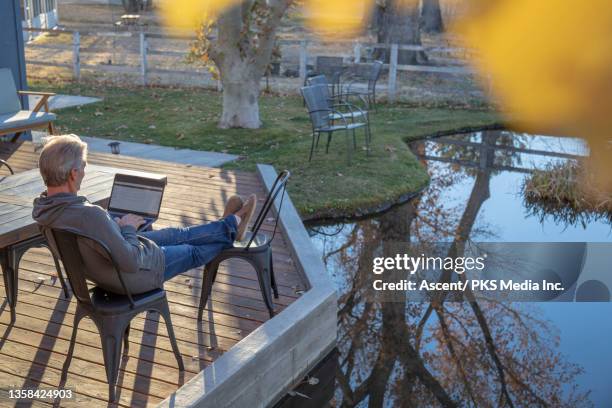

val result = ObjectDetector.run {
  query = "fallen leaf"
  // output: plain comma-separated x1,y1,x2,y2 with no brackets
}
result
143,139,154,144
116,124,128,130
176,133,185,140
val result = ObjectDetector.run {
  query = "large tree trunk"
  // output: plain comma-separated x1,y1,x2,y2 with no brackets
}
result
209,0,290,129
218,71,262,129
374,0,427,65
420,0,444,33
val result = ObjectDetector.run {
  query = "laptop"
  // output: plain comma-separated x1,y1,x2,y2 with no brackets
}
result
107,173,167,232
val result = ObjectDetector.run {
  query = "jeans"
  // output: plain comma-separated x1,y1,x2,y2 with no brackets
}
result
139,216,237,281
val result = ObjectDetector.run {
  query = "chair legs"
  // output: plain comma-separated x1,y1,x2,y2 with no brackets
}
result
199,248,277,320
198,260,220,321
252,251,275,318
123,324,130,352
51,254,69,299
158,300,185,371
270,254,279,299
345,129,352,165
63,297,183,403
309,132,317,162
61,305,86,382
100,326,124,402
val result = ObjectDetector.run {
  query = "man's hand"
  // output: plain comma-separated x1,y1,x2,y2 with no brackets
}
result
115,213,145,229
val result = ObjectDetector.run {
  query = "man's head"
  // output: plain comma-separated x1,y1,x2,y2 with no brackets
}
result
39,134,88,194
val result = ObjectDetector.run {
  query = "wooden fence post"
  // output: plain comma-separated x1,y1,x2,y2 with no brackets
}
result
139,31,148,86
354,42,361,63
387,43,398,103
299,40,307,84
72,31,80,81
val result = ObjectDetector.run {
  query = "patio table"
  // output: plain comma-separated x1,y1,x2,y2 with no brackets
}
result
0,164,163,323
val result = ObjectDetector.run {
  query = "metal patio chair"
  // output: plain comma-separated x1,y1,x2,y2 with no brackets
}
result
198,170,290,320
48,228,184,402
0,68,56,142
304,56,347,96
341,60,384,111
306,75,372,140
301,84,369,164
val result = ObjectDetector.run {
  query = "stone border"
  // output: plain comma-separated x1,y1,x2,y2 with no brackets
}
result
157,164,338,408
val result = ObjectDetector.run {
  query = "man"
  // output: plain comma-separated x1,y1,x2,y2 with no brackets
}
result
32,134,257,295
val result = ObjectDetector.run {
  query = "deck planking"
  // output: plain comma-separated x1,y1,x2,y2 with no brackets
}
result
0,141,306,407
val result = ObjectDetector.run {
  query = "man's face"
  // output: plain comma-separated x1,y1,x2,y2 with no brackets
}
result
68,160,86,193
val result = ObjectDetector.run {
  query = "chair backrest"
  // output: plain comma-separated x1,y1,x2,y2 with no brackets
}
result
246,170,290,250
368,60,384,89
49,228,135,307
315,56,344,75
316,56,345,87
306,74,327,87
306,75,333,100
301,84,331,130
0,68,21,115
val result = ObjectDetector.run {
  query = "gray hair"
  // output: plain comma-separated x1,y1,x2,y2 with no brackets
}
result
38,134,88,187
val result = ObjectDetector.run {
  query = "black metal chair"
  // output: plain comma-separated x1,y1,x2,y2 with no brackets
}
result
198,170,290,320
301,84,369,164
342,60,384,111
304,56,346,97
48,228,184,402
306,75,372,142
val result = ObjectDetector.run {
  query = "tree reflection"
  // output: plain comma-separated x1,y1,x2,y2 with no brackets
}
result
312,131,590,407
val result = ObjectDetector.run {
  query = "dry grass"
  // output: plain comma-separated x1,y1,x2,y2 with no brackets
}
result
523,160,612,226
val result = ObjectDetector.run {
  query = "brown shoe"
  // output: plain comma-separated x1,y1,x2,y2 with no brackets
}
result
223,195,243,218
235,194,257,241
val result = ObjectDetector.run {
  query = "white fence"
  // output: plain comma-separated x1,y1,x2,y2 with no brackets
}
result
24,27,480,102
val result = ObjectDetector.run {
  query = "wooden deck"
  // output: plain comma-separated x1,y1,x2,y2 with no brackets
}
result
0,141,307,407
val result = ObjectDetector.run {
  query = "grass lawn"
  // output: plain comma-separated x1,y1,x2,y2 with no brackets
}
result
32,80,501,220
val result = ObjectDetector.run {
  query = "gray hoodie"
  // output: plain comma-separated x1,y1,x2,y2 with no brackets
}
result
32,192,164,295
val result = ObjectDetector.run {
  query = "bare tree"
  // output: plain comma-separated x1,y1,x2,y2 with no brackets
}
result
189,0,291,128
319,132,591,406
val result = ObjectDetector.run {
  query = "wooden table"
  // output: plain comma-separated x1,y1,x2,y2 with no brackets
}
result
0,164,163,322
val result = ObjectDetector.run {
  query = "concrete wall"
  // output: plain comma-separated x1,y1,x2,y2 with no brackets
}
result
0,0,28,108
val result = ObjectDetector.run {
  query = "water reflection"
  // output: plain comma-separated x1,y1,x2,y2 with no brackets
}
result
308,130,611,407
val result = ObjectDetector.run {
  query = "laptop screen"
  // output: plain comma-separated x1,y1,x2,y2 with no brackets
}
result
108,174,166,217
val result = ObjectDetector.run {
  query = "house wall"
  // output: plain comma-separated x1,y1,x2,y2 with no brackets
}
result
0,0,28,108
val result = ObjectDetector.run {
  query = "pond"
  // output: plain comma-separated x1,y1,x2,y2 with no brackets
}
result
307,130,612,407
